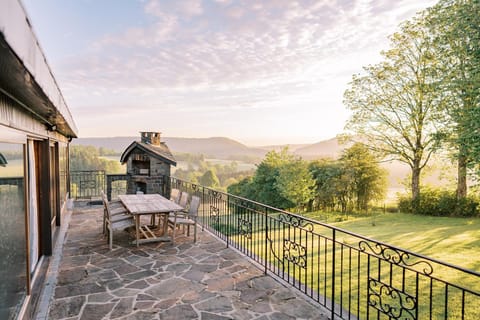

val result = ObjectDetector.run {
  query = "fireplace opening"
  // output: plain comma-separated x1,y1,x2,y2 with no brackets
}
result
135,182,147,194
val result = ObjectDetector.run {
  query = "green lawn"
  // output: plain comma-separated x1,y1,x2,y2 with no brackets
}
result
204,206,480,319
305,212,480,272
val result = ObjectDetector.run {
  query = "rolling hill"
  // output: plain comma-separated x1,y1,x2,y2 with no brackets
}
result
72,136,267,159
294,137,346,159
72,135,350,160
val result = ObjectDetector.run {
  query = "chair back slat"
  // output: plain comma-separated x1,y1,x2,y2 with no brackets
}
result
170,188,181,203
178,192,189,208
188,196,200,216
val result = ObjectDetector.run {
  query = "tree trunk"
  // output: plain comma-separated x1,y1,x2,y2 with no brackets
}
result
411,163,421,210
457,151,468,199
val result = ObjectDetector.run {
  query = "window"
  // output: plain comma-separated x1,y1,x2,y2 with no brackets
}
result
0,142,27,319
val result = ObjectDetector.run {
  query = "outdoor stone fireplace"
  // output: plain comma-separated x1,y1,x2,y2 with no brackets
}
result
120,131,176,195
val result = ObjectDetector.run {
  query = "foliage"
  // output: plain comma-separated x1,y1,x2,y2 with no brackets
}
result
227,176,254,199
344,12,447,203
398,187,479,217
173,154,254,191
308,144,387,213
70,145,122,173
98,147,119,156
425,0,480,198
198,169,220,188
228,148,315,210
340,143,387,212
309,159,348,212
249,148,296,209
275,158,315,211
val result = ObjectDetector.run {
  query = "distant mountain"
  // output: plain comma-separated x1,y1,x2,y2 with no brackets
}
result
72,135,350,160
257,144,309,152
72,136,267,160
295,137,347,159
163,137,266,159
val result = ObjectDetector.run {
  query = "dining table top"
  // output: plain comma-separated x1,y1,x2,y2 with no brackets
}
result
118,194,184,215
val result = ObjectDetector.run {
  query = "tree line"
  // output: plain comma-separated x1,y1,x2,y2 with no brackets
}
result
228,144,386,213
70,145,123,173
173,155,255,192
343,0,479,213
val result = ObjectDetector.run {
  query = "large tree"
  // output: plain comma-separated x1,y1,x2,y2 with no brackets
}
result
228,148,315,210
340,143,387,212
198,169,220,188
309,160,345,212
344,16,446,203
275,158,315,212
426,0,480,199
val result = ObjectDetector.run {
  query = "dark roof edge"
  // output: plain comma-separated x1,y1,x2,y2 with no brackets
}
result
0,0,78,137
120,141,177,166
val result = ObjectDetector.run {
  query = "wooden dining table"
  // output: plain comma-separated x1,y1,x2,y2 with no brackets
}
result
118,194,184,246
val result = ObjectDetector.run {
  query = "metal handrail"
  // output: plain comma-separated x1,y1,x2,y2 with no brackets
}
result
71,170,480,319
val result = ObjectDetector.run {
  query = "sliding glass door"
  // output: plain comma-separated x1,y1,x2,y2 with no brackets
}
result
0,142,27,319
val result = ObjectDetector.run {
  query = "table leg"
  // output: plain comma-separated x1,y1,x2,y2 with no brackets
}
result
162,214,168,236
135,215,140,247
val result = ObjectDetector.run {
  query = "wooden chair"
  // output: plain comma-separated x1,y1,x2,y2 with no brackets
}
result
102,193,135,250
168,195,200,244
166,191,189,222
101,191,129,234
153,188,183,227
178,191,189,209
170,188,181,204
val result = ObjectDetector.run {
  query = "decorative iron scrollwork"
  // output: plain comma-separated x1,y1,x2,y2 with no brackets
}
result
278,214,314,232
368,278,416,320
238,217,252,239
191,183,199,192
80,180,97,189
210,206,220,224
208,189,223,200
283,239,307,268
359,241,433,275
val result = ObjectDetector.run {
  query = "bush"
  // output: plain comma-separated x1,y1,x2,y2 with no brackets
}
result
397,188,479,217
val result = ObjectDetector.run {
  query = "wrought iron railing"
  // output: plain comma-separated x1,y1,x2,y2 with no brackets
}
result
169,177,480,320
106,174,127,200
69,170,106,199
69,171,128,200
70,171,480,319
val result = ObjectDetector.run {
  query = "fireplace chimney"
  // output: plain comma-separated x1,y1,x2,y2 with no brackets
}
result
140,131,161,146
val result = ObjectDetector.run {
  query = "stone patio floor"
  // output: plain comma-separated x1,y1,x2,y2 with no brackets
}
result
38,204,330,320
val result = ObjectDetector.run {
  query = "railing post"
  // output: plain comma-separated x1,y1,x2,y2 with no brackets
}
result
331,229,336,319
106,174,112,201
202,186,206,232
264,206,268,275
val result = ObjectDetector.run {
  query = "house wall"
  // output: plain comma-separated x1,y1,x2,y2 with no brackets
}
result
0,79,70,320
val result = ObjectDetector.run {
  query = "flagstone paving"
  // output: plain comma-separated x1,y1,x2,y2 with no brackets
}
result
43,204,329,319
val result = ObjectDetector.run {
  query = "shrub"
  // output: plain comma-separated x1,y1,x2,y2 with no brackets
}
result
397,188,479,217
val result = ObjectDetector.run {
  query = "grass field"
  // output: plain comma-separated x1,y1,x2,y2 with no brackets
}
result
206,206,480,319
304,211,480,272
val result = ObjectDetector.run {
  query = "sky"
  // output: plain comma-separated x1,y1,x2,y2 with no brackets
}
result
22,0,438,146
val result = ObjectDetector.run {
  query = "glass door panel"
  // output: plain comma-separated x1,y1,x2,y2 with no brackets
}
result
0,142,27,319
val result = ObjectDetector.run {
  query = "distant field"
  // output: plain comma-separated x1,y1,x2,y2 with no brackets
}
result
204,158,256,171
0,159,23,177
305,211,480,271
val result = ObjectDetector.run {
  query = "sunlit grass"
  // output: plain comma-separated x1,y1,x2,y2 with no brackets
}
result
311,212,480,271
203,207,480,319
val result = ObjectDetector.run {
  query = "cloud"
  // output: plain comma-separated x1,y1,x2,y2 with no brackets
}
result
144,0,203,18
51,0,437,140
